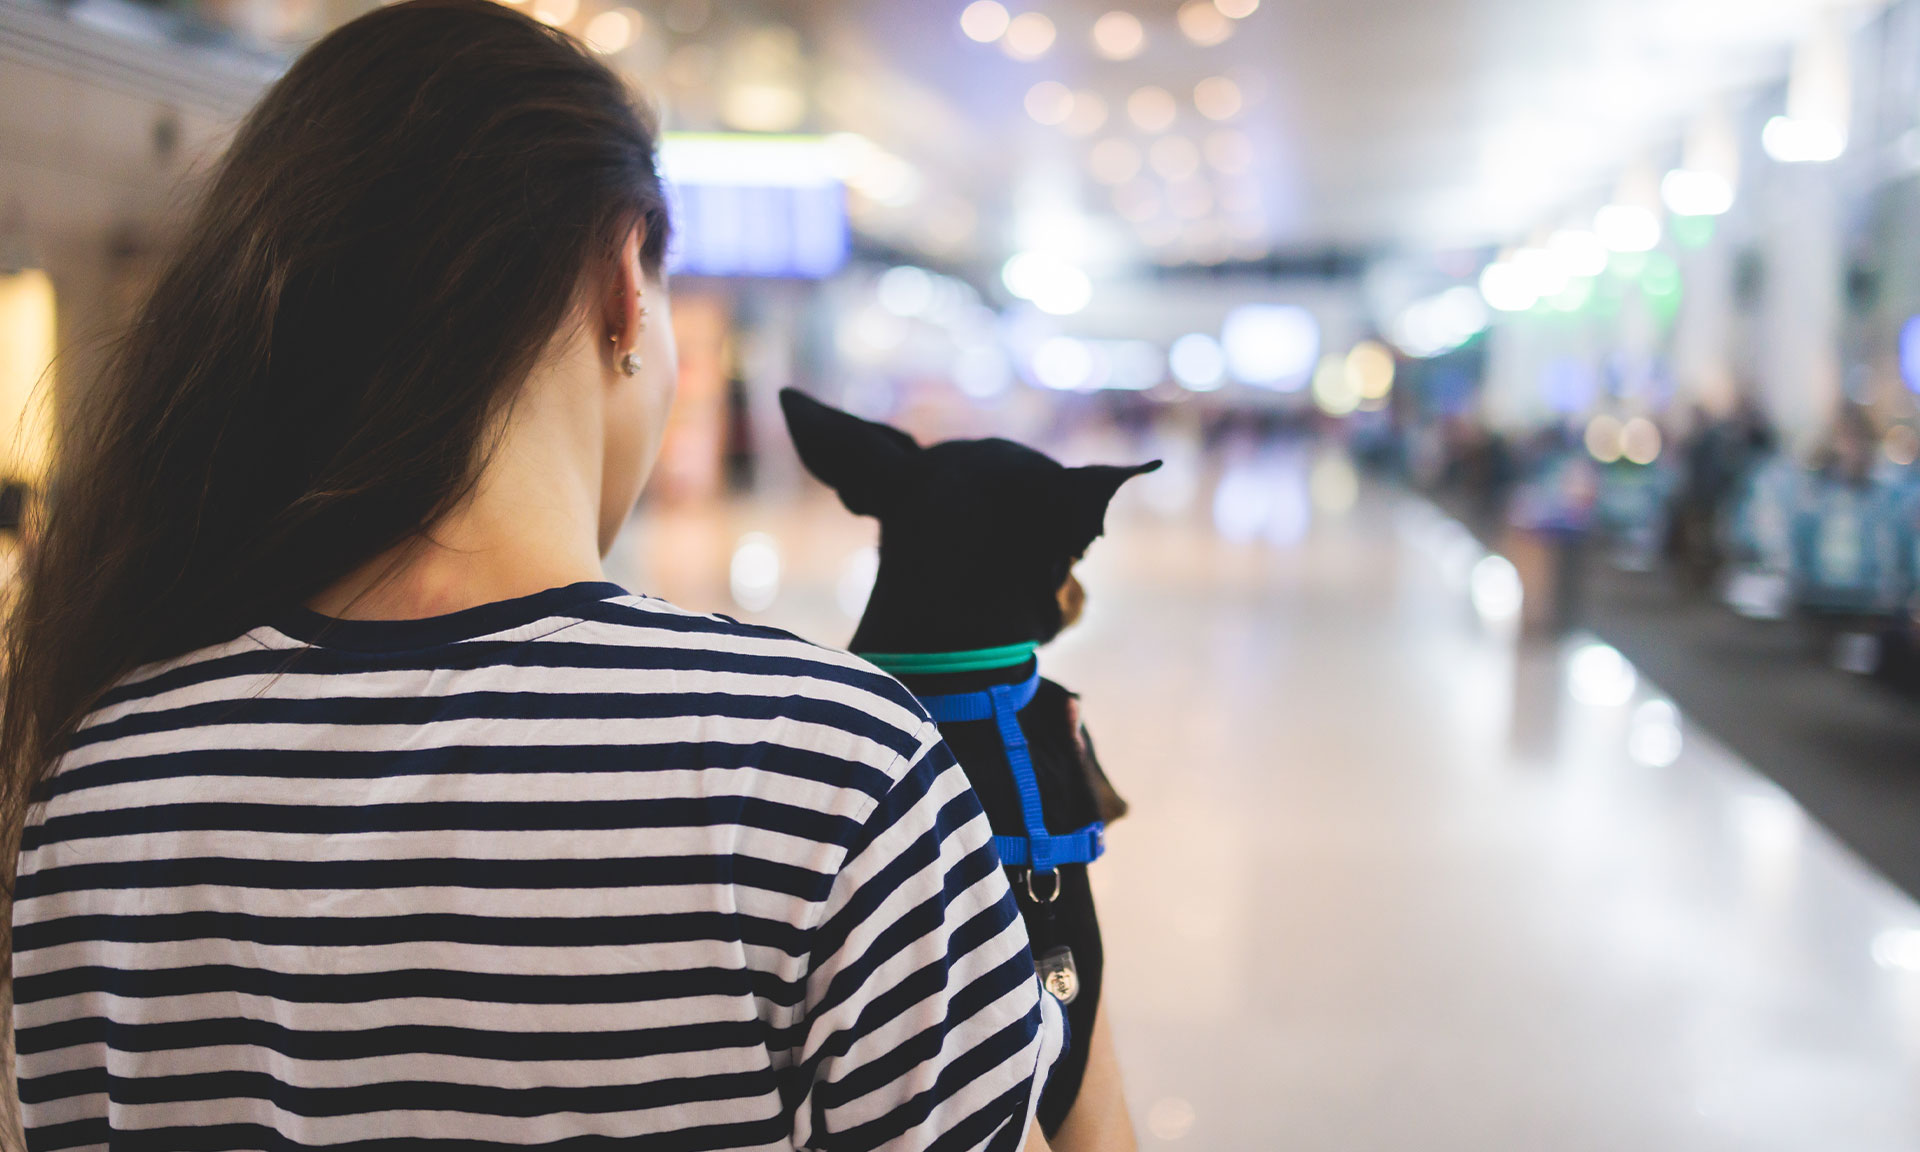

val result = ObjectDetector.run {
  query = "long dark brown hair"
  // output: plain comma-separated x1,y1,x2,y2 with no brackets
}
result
0,0,671,921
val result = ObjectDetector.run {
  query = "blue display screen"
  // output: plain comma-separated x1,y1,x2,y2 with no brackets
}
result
1901,315,1920,395
665,181,849,279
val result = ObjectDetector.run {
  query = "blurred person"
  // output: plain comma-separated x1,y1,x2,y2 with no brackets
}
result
0,3,1063,1148
1814,401,1879,489
1670,397,1777,590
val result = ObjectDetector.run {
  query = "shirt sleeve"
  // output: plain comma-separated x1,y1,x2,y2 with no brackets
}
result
791,725,1065,1152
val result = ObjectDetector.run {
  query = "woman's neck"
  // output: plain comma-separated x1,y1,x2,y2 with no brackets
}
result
310,331,610,621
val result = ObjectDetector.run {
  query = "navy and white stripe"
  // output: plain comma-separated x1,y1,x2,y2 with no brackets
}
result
13,582,1061,1150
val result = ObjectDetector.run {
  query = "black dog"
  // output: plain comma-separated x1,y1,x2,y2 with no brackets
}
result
781,388,1157,1140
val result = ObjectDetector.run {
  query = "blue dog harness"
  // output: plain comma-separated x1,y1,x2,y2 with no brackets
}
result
862,643,1106,901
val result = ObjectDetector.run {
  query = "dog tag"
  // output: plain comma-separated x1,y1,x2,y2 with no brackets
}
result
1037,945,1079,1004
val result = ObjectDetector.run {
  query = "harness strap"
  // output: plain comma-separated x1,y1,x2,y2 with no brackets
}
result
909,666,1104,877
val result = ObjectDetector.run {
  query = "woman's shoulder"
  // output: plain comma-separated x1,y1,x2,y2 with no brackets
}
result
557,591,939,776
567,592,913,694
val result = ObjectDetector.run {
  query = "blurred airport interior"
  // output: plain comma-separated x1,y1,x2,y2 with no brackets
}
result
7,0,1920,1145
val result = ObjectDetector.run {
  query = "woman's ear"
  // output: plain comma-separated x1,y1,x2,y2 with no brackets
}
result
602,224,648,361
779,388,920,518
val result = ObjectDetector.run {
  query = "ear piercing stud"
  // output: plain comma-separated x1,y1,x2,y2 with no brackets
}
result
614,295,649,375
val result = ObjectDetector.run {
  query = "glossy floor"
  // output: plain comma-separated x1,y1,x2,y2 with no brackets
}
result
614,481,1920,1151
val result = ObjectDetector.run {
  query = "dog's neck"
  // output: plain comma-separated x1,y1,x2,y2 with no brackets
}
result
848,561,1050,659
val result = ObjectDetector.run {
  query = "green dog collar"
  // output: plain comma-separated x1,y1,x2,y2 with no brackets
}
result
858,641,1039,676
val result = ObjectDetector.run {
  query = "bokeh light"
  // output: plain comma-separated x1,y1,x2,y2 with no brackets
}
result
1621,417,1662,465
1177,0,1233,46
583,8,636,53
729,533,782,613
1170,332,1227,390
1194,76,1243,121
1585,415,1624,463
1127,86,1178,133
1628,699,1684,766
1062,91,1109,136
1346,340,1395,401
1091,10,1145,60
1568,642,1638,707
1222,304,1319,390
1002,11,1056,59
1025,80,1074,125
959,0,1009,42
1470,554,1524,624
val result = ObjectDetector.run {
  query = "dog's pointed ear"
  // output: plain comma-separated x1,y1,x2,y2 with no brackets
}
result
1059,460,1162,551
779,389,922,518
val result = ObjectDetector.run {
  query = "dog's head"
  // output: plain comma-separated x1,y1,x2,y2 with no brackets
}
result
780,389,1160,648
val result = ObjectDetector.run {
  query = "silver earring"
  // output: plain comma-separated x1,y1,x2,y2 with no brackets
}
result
619,350,643,376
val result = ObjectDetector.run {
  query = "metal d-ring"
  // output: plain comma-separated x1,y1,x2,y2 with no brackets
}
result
1024,867,1062,904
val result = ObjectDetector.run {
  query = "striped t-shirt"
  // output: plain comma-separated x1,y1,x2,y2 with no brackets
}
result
13,582,1062,1150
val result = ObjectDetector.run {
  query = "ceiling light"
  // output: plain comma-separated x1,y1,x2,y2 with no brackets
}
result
1762,116,1845,163
1170,332,1226,390
1594,204,1660,252
1025,80,1074,125
1001,251,1092,315
1177,0,1232,46
1661,169,1734,216
1390,286,1487,359
825,133,923,206
1032,337,1098,390
1770,17,1850,165
1092,10,1145,60
532,0,577,26
1002,12,1057,59
1215,0,1258,16
960,0,1009,42
1128,86,1177,133
721,83,806,133
663,133,836,188
1194,76,1242,121
1512,247,1568,298
1222,304,1318,389
1478,261,1537,312
583,8,637,52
